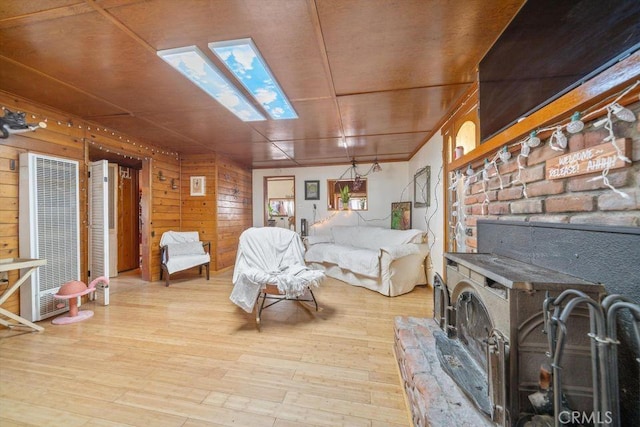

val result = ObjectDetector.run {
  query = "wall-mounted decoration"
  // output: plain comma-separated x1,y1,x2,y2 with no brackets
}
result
305,180,320,200
190,176,205,196
391,202,411,230
1,108,47,139
545,139,631,180
414,166,430,207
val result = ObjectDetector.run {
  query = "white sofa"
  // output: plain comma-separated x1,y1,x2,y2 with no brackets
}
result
304,226,429,296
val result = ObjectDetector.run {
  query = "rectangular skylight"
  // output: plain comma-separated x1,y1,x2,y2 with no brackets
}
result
157,46,265,122
209,39,298,120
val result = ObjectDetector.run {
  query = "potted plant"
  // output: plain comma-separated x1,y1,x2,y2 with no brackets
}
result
339,185,350,210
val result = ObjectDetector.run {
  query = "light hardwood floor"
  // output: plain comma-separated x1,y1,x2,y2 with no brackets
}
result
0,269,433,426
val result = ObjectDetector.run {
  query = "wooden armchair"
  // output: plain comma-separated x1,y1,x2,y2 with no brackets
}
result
159,231,211,286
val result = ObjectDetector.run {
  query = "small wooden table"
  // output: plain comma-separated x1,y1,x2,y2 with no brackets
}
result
0,258,47,332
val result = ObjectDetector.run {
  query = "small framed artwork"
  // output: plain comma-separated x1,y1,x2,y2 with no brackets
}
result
190,176,206,196
391,201,412,230
414,166,430,208
305,180,320,200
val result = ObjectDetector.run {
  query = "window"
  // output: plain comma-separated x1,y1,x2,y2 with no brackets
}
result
441,83,479,163
327,179,367,211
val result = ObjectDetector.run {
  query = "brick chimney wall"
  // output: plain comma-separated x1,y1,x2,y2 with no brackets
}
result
463,101,640,251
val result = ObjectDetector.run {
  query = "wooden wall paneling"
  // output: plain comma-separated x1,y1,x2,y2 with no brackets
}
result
148,156,181,281
0,96,89,322
139,158,153,281
215,155,252,270
0,143,20,315
180,153,217,271
0,91,181,304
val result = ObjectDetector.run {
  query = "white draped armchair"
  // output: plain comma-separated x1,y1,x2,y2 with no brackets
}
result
159,231,211,286
230,227,325,326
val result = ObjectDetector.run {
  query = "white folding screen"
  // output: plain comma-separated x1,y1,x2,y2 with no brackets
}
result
89,160,109,281
19,153,80,321
108,163,118,277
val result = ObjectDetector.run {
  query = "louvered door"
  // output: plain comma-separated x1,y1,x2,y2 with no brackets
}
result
19,153,80,321
89,160,110,280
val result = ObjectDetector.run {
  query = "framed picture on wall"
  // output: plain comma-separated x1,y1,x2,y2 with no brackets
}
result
414,166,430,207
190,176,206,196
391,201,412,230
305,180,320,200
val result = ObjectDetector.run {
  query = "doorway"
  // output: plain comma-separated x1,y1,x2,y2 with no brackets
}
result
264,176,295,231
89,148,142,278
116,166,140,273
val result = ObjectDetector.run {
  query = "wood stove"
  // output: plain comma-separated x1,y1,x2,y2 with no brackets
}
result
427,220,640,426
437,253,604,425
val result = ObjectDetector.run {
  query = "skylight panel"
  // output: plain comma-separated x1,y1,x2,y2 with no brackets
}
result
209,39,298,120
157,46,265,122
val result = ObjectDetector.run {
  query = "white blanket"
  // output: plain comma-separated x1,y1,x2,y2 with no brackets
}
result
305,244,381,278
230,227,325,313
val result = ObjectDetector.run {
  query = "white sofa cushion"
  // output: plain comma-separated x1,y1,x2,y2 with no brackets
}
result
330,226,424,249
305,243,380,278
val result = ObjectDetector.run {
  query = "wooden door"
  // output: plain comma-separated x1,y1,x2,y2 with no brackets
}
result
117,167,140,272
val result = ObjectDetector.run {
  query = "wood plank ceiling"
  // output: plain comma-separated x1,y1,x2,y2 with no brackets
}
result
0,0,523,168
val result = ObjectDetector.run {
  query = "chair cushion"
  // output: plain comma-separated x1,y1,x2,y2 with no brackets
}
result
164,253,210,275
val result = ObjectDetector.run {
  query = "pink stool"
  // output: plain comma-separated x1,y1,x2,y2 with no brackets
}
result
52,277,108,325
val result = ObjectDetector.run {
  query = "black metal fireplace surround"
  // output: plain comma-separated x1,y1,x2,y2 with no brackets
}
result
435,220,640,426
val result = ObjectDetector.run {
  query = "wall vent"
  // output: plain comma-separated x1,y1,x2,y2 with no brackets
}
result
19,153,80,321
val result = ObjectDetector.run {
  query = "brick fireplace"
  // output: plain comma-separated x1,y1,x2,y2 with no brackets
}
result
394,102,640,426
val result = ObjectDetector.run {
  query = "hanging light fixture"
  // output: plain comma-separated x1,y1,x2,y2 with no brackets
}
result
372,159,382,173
351,159,362,190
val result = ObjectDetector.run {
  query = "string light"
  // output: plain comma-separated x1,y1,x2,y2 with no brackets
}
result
566,112,585,134
610,103,636,122
448,79,639,217
549,126,567,151
526,130,541,148
499,146,511,162
0,103,180,159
